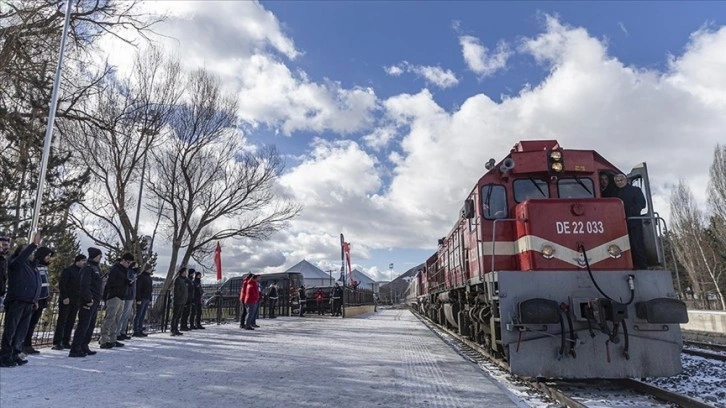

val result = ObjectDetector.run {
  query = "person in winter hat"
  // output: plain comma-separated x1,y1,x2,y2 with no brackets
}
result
170,267,188,336
22,245,54,355
52,254,87,349
0,232,42,367
68,247,103,358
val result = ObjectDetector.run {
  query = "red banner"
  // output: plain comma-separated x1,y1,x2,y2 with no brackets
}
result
214,242,222,281
343,241,354,286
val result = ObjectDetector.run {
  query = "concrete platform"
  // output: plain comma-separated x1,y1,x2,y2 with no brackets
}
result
0,309,521,408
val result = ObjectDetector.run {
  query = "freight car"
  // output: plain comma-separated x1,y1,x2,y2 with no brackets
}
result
410,140,687,379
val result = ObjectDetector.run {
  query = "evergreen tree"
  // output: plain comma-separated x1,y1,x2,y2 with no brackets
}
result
46,229,81,290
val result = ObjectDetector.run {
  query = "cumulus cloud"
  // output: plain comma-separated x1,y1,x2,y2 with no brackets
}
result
90,6,726,281
98,1,377,136
459,35,512,77
384,61,459,89
270,17,726,279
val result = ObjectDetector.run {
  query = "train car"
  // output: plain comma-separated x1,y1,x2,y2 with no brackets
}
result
416,140,687,379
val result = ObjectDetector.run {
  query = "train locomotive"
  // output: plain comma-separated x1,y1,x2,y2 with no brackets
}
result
408,140,688,379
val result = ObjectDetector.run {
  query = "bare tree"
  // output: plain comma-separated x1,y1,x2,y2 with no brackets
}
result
63,46,181,263
670,181,725,309
0,0,160,240
146,68,301,312
709,144,726,246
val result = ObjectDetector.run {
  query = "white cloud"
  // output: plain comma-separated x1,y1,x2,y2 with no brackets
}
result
384,65,404,76
244,18,726,278
97,2,377,136
384,61,459,89
88,7,726,281
459,35,511,77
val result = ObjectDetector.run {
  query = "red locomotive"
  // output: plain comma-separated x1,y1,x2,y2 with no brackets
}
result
409,140,688,379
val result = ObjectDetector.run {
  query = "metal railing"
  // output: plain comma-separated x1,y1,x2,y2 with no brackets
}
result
0,284,380,347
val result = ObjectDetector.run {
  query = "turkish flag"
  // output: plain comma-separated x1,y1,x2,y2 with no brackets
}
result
214,242,222,281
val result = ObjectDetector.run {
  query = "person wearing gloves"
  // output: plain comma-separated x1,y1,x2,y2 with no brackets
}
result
0,232,42,367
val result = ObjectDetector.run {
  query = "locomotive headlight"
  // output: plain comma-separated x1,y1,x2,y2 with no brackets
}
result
607,244,622,259
548,149,564,174
541,244,555,259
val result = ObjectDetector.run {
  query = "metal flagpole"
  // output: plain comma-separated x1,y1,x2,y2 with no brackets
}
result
29,0,74,240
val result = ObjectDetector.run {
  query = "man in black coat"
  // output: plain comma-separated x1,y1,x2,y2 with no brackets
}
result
69,248,103,357
614,174,648,269
331,282,343,317
133,264,153,337
99,253,134,348
52,254,86,350
22,245,53,355
191,271,204,329
0,232,42,367
599,172,617,198
267,282,278,319
298,285,307,317
170,267,188,336
180,268,194,331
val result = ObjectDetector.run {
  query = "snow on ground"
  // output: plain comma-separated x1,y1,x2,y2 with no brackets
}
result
0,309,521,408
645,353,726,408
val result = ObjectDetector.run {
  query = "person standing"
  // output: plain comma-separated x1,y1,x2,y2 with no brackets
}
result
243,274,260,330
599,172,617,198
0,232,41,367
315,288,325,315
69,247,103,357
181,268,195,331
133,264,153,337
116,262,137,341
52,254,86,350
239,273,251,329
99,253,134,348
170,267,188,336
331,282,343,317
267,282,278,319
298,285,307,317
22,246,54,355
613,173,648,269
192,271,204,329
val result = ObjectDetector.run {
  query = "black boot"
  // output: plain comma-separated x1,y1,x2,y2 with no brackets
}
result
13,354,28,365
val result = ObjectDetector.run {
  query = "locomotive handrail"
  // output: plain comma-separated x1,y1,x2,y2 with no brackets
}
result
491,218,517,273
627,214,683,298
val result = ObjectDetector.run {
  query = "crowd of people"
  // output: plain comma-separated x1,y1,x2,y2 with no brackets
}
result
0,233,198,367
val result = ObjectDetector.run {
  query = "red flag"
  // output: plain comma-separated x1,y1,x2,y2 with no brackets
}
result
343,241,354,286
214,242,222,281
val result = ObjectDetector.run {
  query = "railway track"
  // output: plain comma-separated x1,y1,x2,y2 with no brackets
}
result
683,340,726,362
412,310,716,408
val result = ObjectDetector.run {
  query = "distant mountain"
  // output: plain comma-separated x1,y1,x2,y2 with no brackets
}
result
380,263,422,303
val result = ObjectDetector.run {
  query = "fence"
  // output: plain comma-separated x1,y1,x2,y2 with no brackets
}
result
0,285,378,348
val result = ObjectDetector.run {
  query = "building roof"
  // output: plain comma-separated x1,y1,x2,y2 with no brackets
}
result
284,259,330,279
350,269,375,285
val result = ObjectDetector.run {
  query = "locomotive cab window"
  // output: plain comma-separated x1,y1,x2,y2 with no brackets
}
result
481,184,507,219
513,178,549,202
557,177,594,198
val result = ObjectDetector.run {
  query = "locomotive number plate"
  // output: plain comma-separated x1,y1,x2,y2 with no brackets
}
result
555,221,604,234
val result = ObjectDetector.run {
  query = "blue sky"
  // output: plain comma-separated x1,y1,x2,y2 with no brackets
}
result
98,1,726,281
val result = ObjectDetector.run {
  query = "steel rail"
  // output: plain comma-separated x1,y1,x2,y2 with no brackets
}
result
412,309,715,408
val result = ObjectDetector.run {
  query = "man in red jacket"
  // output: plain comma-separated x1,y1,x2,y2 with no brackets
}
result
243,275,260,330
239,274,250,329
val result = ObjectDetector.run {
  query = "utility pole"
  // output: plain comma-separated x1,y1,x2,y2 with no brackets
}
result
29,0,73,239
389,263,394,305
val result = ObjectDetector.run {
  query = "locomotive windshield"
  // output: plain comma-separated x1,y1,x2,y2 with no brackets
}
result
557,177,594,198
513,178,549,202
481,184,507,219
